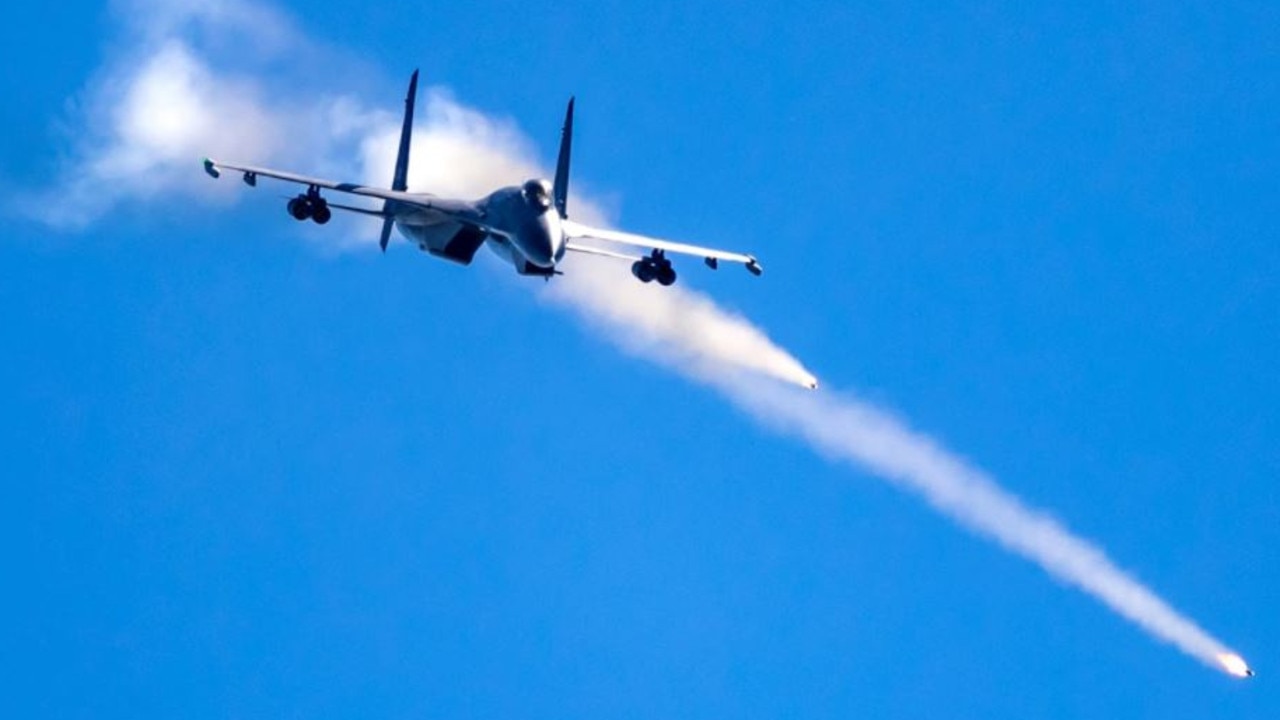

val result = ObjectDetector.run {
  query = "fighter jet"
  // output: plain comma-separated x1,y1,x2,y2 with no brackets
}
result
202,70,762,286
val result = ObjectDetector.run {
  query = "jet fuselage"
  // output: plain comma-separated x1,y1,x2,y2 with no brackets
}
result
394,178,564,273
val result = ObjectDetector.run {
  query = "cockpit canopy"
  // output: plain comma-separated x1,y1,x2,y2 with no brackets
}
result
522,179,552,211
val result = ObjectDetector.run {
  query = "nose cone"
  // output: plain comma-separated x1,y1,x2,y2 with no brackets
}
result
524,212,562,267
528,239,554,266
547,212,565,262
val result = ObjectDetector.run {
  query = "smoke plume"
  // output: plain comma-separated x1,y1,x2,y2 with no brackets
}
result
714,378,1245,673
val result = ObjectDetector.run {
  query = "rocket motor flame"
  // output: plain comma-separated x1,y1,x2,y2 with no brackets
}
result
1218,653,1254,678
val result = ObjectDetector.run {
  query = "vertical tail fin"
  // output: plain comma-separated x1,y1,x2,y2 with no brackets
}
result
378,215,395,252
382,69,419,252
392,69,418,193
552,97,574,220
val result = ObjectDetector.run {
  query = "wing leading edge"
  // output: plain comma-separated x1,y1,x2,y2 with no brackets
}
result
202,158,503,237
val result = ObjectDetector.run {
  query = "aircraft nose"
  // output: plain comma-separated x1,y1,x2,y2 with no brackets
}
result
530,233,554,265
527,215,559,266
547,214,565,262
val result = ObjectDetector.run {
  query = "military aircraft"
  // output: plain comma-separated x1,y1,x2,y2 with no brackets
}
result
202,71,763,286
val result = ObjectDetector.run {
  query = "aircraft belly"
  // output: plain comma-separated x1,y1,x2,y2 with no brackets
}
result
489,236,541,274
485,235,519,264
401,219,489,265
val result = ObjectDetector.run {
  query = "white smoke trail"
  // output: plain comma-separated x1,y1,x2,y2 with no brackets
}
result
719,378,1247,674
547,264,818,389
543,257,1247,676
36,0,1247,677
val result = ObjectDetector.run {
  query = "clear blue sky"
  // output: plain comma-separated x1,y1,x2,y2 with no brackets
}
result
2,1,1276,717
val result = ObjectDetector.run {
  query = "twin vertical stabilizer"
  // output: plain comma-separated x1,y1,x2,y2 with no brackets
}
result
553,97,574,220
381,69,419,252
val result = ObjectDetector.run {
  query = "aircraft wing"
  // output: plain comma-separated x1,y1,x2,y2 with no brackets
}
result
563,241,644,262
560,219,762,275
202,158,502,235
